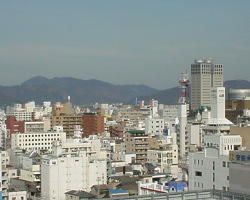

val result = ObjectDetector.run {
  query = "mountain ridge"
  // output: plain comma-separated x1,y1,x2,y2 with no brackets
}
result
0,76,249,105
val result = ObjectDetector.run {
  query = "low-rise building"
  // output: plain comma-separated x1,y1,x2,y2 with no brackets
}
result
189,134,242,191
11,126,66,152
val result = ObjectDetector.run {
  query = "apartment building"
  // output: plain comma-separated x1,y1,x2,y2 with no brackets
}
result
50,101,83,138
41,137,107,199
147,144,178,174
5,116,25,134
50,115,82,138
145,116,164,136
82,113,104,138
124,130,149,164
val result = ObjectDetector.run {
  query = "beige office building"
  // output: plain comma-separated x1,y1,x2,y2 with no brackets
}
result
191,59,223,111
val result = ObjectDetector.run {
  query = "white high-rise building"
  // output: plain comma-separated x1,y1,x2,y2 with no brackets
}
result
41,136,107,200
191,59,223,111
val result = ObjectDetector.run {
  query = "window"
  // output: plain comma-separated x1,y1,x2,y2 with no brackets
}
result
222,161,226,167
195,171,202,176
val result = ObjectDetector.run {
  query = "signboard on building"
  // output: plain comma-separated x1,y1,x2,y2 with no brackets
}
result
229,151,250,163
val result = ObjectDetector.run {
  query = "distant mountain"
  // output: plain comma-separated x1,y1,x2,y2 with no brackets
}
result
137,86,179,105
0,77,249,105
0,76,159,105
138,79,250,105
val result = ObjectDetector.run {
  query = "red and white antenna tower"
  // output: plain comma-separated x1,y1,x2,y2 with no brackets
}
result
178,70,189,104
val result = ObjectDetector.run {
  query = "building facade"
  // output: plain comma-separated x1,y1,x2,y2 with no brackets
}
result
229,150,250,195
191,59,223,111
11,128,66,152
124,130,149,164
189,134,242,191
82,114,104,138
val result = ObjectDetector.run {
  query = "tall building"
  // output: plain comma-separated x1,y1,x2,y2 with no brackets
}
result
188,87,238,191
50,101,82,138
82,113,104,138
191,59,223,111
124,130,149,164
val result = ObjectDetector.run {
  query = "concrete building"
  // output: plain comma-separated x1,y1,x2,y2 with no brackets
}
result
225,99,250,124
50,101,83,138
191,59,223,111
0,111,7,150
158,104,178,133
82,113,105,138
24,121,45,133
189,134,242,191
111,153,136,164
52,101,74,116
5,116,25,135
8,191,27,200
124,130,149,164
117,108,150,126
1,151,8,199
188,87,241,191
145,116,164,136
147,143,178,175
230,126,250,150
11,126,66,152
229,150,250,195
41,136,107,200
50,115,82,138
6,104,33,121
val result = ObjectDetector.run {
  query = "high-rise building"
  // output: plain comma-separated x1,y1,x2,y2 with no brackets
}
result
191,59,223,111
82,113,105,138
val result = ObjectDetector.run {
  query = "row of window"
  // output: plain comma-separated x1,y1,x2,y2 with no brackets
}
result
19,138,59,142
18,134,60,137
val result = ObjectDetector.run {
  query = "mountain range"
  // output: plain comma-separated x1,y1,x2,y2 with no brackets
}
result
0,76,249,105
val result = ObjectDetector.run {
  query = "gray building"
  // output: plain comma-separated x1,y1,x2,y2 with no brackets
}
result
191,59,223,111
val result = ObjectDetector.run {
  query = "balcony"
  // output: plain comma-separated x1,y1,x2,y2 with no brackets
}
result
135,141,148,145
135,146,148,150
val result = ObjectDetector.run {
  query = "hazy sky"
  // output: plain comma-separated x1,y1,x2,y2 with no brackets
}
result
1,1,250,90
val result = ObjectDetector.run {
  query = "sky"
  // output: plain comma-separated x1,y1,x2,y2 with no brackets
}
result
0,1,250,90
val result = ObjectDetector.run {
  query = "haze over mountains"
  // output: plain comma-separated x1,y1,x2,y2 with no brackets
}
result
0,76,249,105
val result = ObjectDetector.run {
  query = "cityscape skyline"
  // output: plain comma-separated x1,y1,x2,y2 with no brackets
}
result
1,1,250,89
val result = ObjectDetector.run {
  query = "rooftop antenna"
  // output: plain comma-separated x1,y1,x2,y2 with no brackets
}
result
178,71,189,105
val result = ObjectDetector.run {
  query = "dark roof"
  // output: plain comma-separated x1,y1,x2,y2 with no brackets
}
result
91,184,110,190
126,130,146,135
115,166,132,173
143,163,156,170
110,175,140,183
65,190,95,198
133,170,141,175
